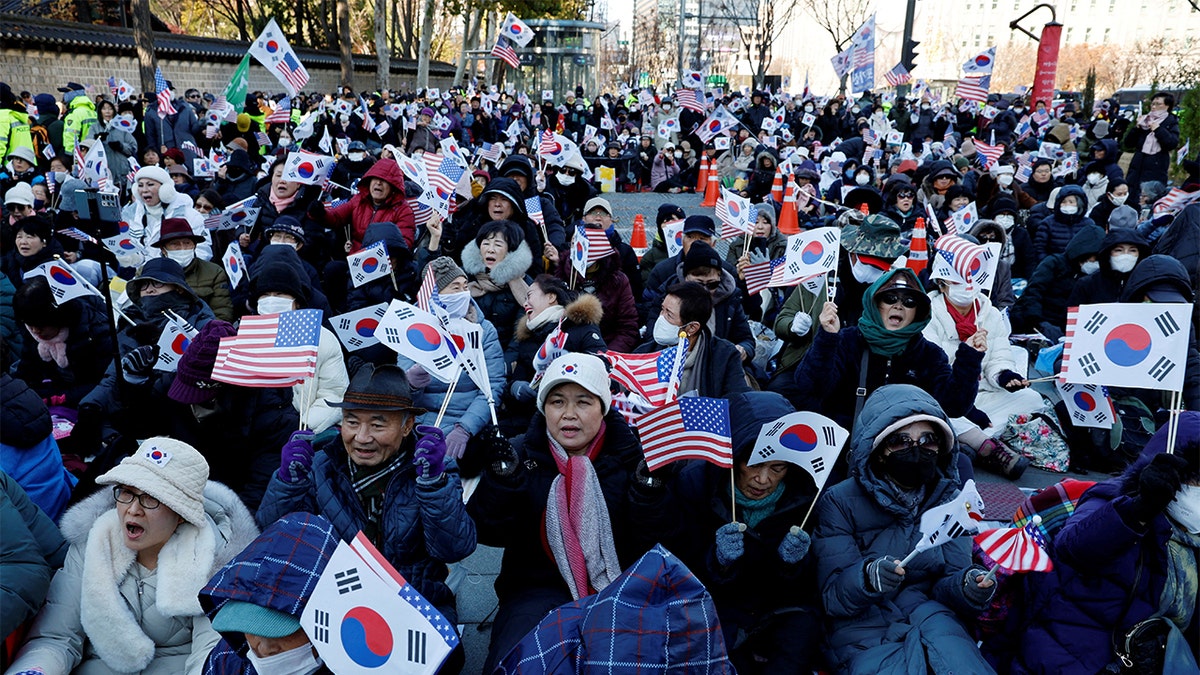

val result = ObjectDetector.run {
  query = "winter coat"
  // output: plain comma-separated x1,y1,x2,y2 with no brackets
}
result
1119,255,1200,411
1123,112,1180,186
1011,416,1200,674
462,239,533,348
772,283,826,374
293,327,349,434
1151,202,1200,289
7,482,258,675
143,100,200,155
396,314,507,436
120,193,213,262
635,331,751,400
813,385,994,675
793,325,984,432
12,295,113,407
1034,184,1096,258
0,471,68,641
746,153,778,202
650,153,680,190
1009,225,1105,335
61,97,97,154
0,374,76,521
317,160,415,253
554,252,639,352
466,411,654,602
1066,227,1150,307
179,258,233,322
2,246,57,291
255,434,477,622
0,272,21,364
97,124,138,195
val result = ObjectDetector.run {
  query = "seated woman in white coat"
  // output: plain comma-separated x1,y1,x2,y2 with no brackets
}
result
5,438,257,675
923,266,1045,480
119,166,213,263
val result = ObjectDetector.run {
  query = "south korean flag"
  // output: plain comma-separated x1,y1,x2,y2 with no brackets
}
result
1063,303,1192,392
1056,381,1114,429
331,303,388,351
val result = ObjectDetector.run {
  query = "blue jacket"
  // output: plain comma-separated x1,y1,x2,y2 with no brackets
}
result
0,374,77,521
0,470,68,640
812,384,994,675
1011,413,1200,674
255,435,476,622
1034,184,1097,258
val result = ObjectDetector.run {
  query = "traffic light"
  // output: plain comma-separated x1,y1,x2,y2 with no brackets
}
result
902,38,921,71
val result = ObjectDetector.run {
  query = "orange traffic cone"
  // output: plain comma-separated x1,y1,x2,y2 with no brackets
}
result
695,156,709,193
630,214,648,261
907,216,928,275
778,180,800,235
770,167,784,204
700,165,720,207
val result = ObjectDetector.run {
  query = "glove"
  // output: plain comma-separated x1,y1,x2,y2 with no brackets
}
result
484,427,521,478
121,344,158,376
510,380,536,402
865,555,904,594
444,425,471,460
630,459,666,497
997,370,1025,389
965,407,992,430
962,566,996,606
790,312,814,337
406,364,432,389
778,526,811,564
747,249,769,265
278,430,315,483
1130,453,1188,523
413,425,448,483
715,522,746,567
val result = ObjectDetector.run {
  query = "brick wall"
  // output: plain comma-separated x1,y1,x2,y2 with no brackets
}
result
0,48,455,96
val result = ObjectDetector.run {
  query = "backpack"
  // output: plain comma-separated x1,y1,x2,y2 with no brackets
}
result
28,123,50,164
999,411,1071,472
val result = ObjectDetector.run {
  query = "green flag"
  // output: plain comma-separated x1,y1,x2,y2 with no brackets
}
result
223,54,251,115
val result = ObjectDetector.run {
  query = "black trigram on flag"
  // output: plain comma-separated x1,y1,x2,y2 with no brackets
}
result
313,609,330,643
787,261,802,276
1078,353,1101,377
1094,409,1109,424
407,629,427,664
822,426,836,446
395,305,416,320
810,457,826,473
50,286,66,300
352,270,367,284
383,327,401,342
1154,311,1181,337
759,446,777,459
1072,410,1085,423
464,330,481,350
337,317,353,331
346,336,364,348
1148,357,1176,382
334,568,361,594
766,421,787,436
432,354,453,369
822,230,838,245
159,352,176,365
1083,312,1108,334
974,269,991,286
945,521,967,539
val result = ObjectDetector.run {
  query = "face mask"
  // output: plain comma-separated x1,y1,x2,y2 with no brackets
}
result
348,151,365,162
1060,204,1079,216
855,173,870,186
851,106,860,114
1111,252,1138,273
556,173,575,186
662,104,671,111
997,174,1014,187
653,315,685,346
1110,194,1127,206
921,104,931,111
881,446,938,488
945,283,979,307
1014,107,1025,115
995,214,1015,230
165,249,195,267
245,643,323,675
139,292,190,316
54,171,69,183
257,296,295,315
674,151,682,158
436,290,472,318
1167,484,1200,534
1080,260,1100,275
805,105,814,113
278,136,292,145
851,258,885,284
1087,173,1102,185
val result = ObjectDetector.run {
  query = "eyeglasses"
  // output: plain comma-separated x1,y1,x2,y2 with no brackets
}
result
113,486,161,509
877,291,919,308
882,432,942,454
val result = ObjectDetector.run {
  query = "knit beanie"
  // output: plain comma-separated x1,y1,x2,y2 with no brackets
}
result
249,261,309,305
682,241,722,275
96,437,211,527
656,203,685,227
428,256,467,292
537,353,612,415
169,320,237,404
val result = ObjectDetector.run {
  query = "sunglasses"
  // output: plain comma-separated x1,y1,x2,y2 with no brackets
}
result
694,279,721,290
877,291,920,308
883,432,942,454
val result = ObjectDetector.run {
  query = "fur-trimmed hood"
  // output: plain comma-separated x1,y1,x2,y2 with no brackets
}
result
461,239,533,286
57,481,259,673
515,293,603,341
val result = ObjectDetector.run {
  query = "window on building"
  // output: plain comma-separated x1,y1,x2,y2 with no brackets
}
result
1085,28,1092,42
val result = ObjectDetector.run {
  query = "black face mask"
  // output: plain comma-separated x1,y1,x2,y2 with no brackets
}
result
138,291,191,318
881,446,938,489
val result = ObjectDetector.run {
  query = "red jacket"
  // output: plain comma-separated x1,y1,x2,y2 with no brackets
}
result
321,160,415,252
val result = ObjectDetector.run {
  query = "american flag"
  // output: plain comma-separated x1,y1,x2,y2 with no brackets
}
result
154,67,176,116
934,234,986,284
955,75,990,103
490,37,520,69
1153,187,1200,215
107,76,118,99
974,521,1053,573
537,129,557,156
265,98,291,124
973,138,1003,169
276,52,309,93
211,309,321,387
358,96,373,130
57,227,97,244
525,195,544,228
415,263,437,313
637,397,733,471
744,258,784,295
675,89,705,114
424,152,464,212
883,62,912,87
480,142,503,163
605,343,688,407
573,224,614,264
253,131,271,147
715,190,755,239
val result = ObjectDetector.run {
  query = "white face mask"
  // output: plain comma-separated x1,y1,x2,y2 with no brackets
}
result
945,283,979,307
245,643,323,675
995,214,1015,230
850,258,885,284
1110,194,1127,206
348,151,366,162
437,290,472,318
1060,204,1079,216
1111,252,1138,273
270,241,300,250
997,174,1014,187
279,136,292,145
805,105,814,113
164,249,195,267
1167,484,1200,534
674,151,682,158
1080,260,1100,275
1087,173,1102,185
556,173,575,186
257,296,296,315
855,173,870,186
653,315,686,346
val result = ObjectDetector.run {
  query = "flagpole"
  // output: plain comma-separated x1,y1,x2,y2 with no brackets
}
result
730,467,737,524
433,371,460,427
1166,388,1183,454
982,563,1000,584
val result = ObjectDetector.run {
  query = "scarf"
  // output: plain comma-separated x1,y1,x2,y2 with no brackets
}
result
856,293,930,359
1138,111,1169,155
348,449,407,544
526,304,565,332
1162,522,1200,629
948,298,978,341
544,423,621,600
28,325,70,368
269,191,298,213
732,482,785,529
468,272,530,308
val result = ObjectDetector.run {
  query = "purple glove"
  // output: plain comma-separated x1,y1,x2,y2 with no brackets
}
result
278,430,314,483
413,425,447,483
406,364,432,389
445,425,471,460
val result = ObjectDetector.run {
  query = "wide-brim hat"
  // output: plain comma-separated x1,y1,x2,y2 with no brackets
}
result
327,363,427,414
96,437,210,527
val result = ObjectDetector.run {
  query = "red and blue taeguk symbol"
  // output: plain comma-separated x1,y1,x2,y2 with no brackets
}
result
562,363,577,374
707,120,723,133
973,54,992,68
779,424,819,453
361,256,380,273
801,240,824,264
265,40,279,53
1073,391,1097,411
148,448,167,462
967,255,983,277
119,238,138,251
49,266,76,285
507,23,525,37
340,606,393,668
574,239,587,262
170,334,190,355
406,323,444,352
673,229,684,248
1104,324,1153,367
355,318,379,338
228,256,239,273
728,201,741,219
297,162,316,179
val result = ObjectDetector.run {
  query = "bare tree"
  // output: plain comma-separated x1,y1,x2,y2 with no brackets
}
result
416,0,438,87
375,0,390,90
797,0,871,93
717,0,798,89
337,0,353,86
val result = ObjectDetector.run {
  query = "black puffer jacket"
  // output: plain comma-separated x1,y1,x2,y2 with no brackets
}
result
1066,228,1150,307
1118,254,1200,410
13,295,114,406
1034,184,1096,258
1010,225,1106,335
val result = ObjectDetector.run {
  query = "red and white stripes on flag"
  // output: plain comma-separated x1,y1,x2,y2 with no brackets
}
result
415,263,437,313
1152,187,1200,215
883,63,912,87
249,19,310,95
675,89,706,113
974,521,1053,573
265,98,291,124
490,37,521,69
743,258,784,296
955,75,990,103
974,138,1003,169
637,397,733,471
537,129,557,156
154,67,176,116
211,309,322,387
933,234,986,285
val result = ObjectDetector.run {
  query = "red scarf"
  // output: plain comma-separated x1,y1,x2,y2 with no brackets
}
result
947,298,977,341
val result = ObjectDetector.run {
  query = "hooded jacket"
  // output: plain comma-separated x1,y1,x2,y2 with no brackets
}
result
12,294,113,407
1150,202,1199,289
0,373,77,520
0,471,68,640
61,95,97,154
496,155,567,248
319,160,415,252
1066,228,1149,307
1119,255,1200,410
1009,225,1105,334
1034,184,1097,258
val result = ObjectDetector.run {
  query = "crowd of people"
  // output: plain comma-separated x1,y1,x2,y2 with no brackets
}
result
1,72,1199,675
